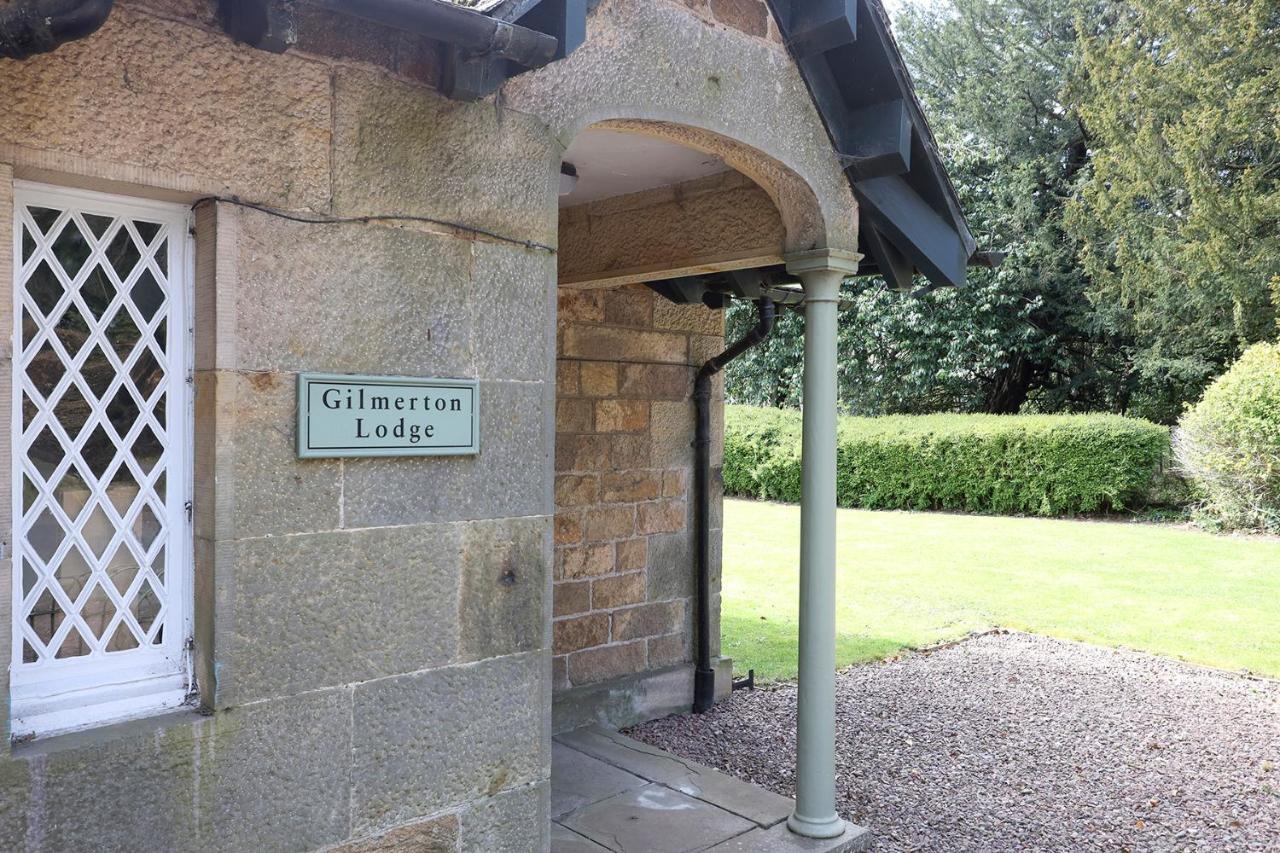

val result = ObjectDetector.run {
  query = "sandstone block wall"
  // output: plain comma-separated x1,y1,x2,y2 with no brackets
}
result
552,284,726,703
0,2,557,849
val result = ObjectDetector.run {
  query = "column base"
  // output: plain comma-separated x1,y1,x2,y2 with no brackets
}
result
787,812,847,839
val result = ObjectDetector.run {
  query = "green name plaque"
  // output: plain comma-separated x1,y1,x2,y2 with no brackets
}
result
297,373,479,459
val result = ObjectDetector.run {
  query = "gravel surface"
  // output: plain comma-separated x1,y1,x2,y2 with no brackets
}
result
627,632,1280,852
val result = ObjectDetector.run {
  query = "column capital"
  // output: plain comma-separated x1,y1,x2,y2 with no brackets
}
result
783,248,863,277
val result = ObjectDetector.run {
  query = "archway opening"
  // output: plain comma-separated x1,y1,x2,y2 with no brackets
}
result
550,122,800,731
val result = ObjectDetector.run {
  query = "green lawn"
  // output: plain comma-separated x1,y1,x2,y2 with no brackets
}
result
722,498,1280,682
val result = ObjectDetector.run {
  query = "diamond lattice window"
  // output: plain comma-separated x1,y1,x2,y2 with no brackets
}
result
11,184,192,738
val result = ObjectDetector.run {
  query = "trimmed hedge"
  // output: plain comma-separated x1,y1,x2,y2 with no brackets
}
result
724,405,1170,515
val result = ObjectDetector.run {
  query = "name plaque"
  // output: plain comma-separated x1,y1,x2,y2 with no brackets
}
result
297,373,479,459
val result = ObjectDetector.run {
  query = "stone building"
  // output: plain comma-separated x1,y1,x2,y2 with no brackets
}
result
0,0,978,849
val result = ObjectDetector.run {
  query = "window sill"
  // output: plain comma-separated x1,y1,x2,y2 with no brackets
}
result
9,701,205,758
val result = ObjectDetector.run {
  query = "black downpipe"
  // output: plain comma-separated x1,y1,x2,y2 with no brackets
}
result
0,0,114,59
693,297,775,713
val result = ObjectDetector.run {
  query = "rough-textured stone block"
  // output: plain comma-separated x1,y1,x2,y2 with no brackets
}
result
591,572,645,610
0,759,30,850
203,370,341,541
342,381,547,527
616,537,648,571
584,505,636,542
459,781,550,853
612,601,685,642
557,434,611,473
216,524,460,705
710,0,770,37
234,209,473,375
611,434,652,469
650,401,696,468
568,641,646,685
557,360,581,395
351,653,545,835
561,326,688,364
332,814,459,853
554,613,609,655
602,287,654,327
647,531,694,600
18,717,202,850
595,399,650,432
653,299,725,336
663,468,689,497
559,544,614,580
458,516,550,662
559,290,605,323
579,361,619,397
196,691,354,850
648,632,690,668
637,499,687,535
556,474,599,507
601,470,662,503
333,68,559,245
557,398,594,433
0,6,332,209
473,242,556,383
555,511,584,545
554,580,591,617
619,363,693,399
691,333,728,365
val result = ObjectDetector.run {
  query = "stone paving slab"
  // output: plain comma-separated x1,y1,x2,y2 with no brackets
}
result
559,782,755,852
556,725,795,828
551,742,648,820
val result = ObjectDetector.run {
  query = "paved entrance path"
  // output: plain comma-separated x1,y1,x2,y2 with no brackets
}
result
551,726,870,852
628,632,1280,852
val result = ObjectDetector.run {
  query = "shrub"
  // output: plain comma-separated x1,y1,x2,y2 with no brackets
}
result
724,405,1170,515
1175,342,1280,532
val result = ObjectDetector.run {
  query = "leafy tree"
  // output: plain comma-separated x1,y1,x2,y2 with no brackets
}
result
1068,0,1280,422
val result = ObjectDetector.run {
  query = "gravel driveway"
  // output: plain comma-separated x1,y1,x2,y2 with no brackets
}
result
627,632,1280,852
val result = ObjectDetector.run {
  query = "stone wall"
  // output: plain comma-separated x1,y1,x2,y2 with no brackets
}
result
0,1,556,849
680,0,786,45
552,284,726,726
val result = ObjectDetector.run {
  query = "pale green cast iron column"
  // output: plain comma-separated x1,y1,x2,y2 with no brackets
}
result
784,249,863,839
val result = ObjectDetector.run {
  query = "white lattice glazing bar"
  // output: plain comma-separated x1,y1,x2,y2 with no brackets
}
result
10,183,193,739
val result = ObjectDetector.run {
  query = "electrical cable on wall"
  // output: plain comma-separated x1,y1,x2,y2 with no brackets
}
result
192,196,557,254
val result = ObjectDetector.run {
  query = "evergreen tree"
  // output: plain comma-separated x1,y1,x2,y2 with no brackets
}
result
1068,0,1280,422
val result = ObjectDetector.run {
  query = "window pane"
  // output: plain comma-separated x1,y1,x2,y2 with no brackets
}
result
14,190,185,694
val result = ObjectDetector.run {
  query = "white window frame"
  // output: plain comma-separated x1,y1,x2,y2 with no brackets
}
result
10,182,195,740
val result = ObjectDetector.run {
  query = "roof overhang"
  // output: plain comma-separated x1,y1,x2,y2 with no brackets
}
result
765,0,982,289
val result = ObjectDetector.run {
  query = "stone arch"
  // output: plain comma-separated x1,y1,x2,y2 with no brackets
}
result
502,0,859,255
